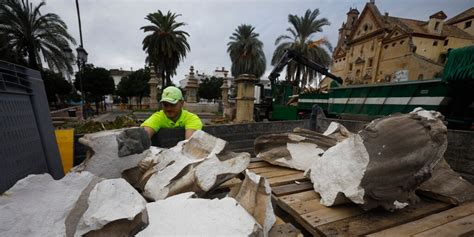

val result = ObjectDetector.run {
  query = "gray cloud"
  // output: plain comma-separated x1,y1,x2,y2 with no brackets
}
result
38,0,472,83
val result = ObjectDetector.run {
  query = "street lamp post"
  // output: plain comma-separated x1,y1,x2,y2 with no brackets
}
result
76,46,88,119
75,0,88,119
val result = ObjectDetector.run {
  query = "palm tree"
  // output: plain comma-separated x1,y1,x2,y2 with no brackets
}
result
141,10,190,88
227,24,266,78
0,0,76,72
272,9,332,88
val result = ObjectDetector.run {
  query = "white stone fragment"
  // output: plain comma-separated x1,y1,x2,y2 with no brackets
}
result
195,152,250,191
75,179,147,236
142,130,250,200
323,121,343,136
136,192,262,236
309,134,369,206
285,142,325,170
393,201,409,209
72,128,150,179
229,170,276,236
143,149,204,200
410,107,443,121
0,172,100,237
323,122,352,142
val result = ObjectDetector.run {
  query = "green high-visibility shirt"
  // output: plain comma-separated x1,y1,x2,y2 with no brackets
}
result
141,109,203,133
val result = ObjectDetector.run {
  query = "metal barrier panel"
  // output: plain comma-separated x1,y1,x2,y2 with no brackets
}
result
0,61,63,193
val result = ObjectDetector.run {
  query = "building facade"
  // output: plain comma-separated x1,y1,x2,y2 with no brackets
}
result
109,68,132,88
331,2,474,85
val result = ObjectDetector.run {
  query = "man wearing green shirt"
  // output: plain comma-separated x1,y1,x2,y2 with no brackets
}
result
141,86,203,139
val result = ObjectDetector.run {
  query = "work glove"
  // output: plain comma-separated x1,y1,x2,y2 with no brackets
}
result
116,127,151,157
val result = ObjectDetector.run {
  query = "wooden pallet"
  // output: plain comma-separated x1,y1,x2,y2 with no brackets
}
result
248,160,474,236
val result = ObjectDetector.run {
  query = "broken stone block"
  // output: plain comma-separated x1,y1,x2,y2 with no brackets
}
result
136,192,263,236
122,147,162,189
74,179,148,237
72,128,152,179
0,172,148,237
418,158,474,205
229,170,276,236
141,130,250,201
195,151,251,192
0,172,101,237
322,121,352,142
308,108,447,210
142,149,204,200
254,128,337,171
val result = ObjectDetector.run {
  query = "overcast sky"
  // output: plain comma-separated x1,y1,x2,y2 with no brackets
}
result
37,0,472,83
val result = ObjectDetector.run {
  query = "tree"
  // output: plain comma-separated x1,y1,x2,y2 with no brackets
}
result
116,68,150,107
227,24,266,78
0,32,27,66
272,9,332,88
198,76,223,101
74,64,115,115
141,10,190,89
41,70,71,107
116,76,134,104
0,0,76,73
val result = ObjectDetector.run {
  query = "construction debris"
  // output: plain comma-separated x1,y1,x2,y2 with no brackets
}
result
74,179,147,236
136,192,263,236
418,158,474,205
0,172,100,237
322,121,353,142
141,130,250,200
308,108,448,210
254,127,337,171
0,172,147,237
229,170,276,235
72,128,151,179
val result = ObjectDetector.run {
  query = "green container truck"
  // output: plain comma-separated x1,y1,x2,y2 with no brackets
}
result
265,46,474,129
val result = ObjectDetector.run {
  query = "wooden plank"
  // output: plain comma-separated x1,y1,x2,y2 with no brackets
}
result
260,169,302,179
248,161,271,169
276,190,321,236
290,199,326,216
368,202,474,236
251,166,295,174
269,223,303,237
317,199,452,236
302,204,364,228
272,181,313,196
279,190,319,205
267,174,308,187
413,214,474,237
275,216,285,225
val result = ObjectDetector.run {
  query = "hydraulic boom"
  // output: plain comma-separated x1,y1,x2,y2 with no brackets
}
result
268,49,343,85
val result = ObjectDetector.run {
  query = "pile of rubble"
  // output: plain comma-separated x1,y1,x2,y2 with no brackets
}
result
0,129,275,236
1,108,473,236
255,108,474,210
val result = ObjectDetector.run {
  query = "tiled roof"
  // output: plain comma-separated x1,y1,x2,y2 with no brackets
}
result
446,7,474,24
387,16,474,40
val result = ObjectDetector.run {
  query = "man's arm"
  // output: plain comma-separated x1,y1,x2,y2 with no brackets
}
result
142,126,156,139
185,129,196,139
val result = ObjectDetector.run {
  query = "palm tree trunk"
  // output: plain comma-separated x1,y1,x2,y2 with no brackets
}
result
166,76,171,87
27,47,39,70
94,99,100,115
160,70,166,88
